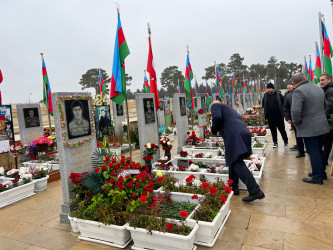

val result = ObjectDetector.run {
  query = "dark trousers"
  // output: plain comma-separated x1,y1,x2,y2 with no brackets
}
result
291,123,305,154
303,135,326,181
323,130,333,166
230,158,261,195
267,117,288,144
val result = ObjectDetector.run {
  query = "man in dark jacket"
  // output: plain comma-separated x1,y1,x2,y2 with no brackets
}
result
262,83,288,148
211,101,265,202
283,88,305,158
319,73,333,169
291,73,329,184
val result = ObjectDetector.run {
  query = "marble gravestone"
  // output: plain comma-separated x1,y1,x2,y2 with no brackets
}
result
16,103,43,145
237,94,244,115
157,100,166,127
198,96,207,138
112,102,125,136
242,94,249,111
232,93,237,110
212,93,220,102
52,92,97,223
173,93,189,152
135,93,160,164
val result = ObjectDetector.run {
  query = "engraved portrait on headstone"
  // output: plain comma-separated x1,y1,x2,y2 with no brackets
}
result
116,103,124,116
23,108,40,128
143,98,155,124
95,105,111,138
65,100,91,139
179,97,186,116
201,96,206,112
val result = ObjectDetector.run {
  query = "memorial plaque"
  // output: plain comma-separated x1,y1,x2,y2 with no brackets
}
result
95,105,111,139
173,93,189,152
112,102,125,136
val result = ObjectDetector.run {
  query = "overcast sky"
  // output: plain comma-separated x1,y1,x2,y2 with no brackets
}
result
0,0,332,104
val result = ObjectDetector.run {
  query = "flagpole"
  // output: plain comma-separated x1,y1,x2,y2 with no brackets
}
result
40,53,52,135
319,12,324,73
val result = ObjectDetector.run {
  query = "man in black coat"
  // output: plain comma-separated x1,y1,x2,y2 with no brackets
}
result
318,73,333,175
211,101,265,202
262,83,288,148
283,88,305,158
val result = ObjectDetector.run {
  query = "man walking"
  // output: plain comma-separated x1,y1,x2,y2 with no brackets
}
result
283,86,305,158
284,85,293,98
262,83,288,148
319,73,333,171
291,73,329,184
211,101,265,202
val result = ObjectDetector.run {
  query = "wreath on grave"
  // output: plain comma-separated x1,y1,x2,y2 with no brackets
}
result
56,95,96,147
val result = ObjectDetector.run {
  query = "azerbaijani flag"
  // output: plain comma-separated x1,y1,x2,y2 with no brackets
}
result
206,82,211,108
304,60,308,80
41,55,53,116
322,21,333,75
144,75,150,93
216,67,222,98
242,78,247,92
309,58,314,84
232,74,236,93
184,54,194,113
110,11,130,106
147,36,160,110
99,71,106,95
177,82,180,93
314,43,322,80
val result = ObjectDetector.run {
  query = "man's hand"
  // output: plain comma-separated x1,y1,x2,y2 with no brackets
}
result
287,120,292,124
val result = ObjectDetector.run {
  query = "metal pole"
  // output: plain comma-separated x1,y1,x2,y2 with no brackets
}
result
319,12,324,73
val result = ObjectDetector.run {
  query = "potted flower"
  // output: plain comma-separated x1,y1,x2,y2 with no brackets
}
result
252,141,266,156
160,137,173,159
30,166,49,191
254,128,267,143
186,131,200,146
143,143,159,173
0,170,35,208
179,151,188,158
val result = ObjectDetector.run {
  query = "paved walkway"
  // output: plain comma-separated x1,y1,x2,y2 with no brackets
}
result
1,128,333,250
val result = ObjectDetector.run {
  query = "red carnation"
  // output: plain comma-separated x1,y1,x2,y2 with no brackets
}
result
178,210,188,219
135,182,141,187
224,186,232,194
101,165,107,171
191,194,198,199
131,193,136,199
167,223,173,231
139,196,147,202
198,109,203,114
94,167,100,174
202,182,209,190
220,195,227,204
103,189,108,193
209,186,217,195
227,179,233,186
127,182,133,188
158,176,164,183
105,156,110,162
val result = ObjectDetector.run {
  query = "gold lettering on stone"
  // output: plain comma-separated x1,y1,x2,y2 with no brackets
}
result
69,144,93,172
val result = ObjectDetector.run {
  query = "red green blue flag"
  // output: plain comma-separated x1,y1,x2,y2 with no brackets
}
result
184,54,194,113
304,60,308,80
177,82,180,93
322,21,333,75
206,82,211,108
314,43,322,80
147,36,160,110
99,71,106,95
242,78,247,92
144,75,150,93
215,67,222,99
195,79,199,96
232,74,236,93
41,55,53,116
309,58,314,84
110,11,130,106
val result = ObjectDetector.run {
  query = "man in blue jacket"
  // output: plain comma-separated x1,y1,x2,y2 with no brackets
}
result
262,83,288,148
211,101,265,202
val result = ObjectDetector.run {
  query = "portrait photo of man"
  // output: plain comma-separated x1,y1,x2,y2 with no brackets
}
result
116,104,124,116
143,98,155,124
179,97,186,116
23,108,40,128
65,100,91,139
201,96,207,112
95,105,111,138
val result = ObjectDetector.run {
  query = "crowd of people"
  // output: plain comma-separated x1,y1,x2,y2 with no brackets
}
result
264,72,332,185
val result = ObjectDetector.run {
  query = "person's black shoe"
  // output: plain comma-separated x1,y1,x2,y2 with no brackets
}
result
242,190,265,202
308,172,327,180
290,145,298,150
302,178,323,185
296,152,305,158
232,186,239,196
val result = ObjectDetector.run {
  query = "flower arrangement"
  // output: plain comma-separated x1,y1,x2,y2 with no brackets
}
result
0,178,20,193
179,151,188,157
204,129,212,138
255,128,267,136
9,142,27,158
204,152,212,158
30,166,48,179
247,154,263,173
206,165,229,174
195,153,204,158
160,137,172,151
43,127,55,137
154,158,172,171
142,143,159,161
4,169,19,178
186,131,200,145
188,164,200,172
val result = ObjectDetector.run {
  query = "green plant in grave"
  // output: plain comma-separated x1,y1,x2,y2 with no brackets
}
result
253,142,264,148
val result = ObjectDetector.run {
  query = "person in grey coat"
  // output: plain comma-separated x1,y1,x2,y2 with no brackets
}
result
291,73,329,185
